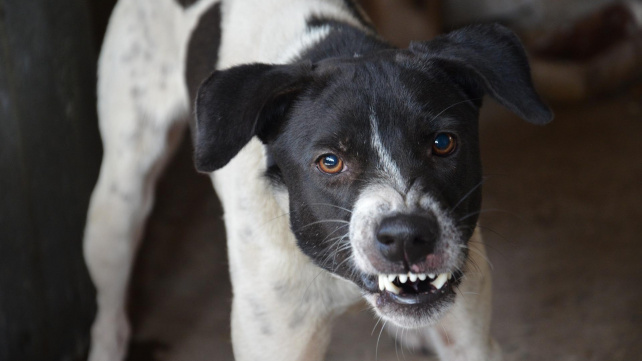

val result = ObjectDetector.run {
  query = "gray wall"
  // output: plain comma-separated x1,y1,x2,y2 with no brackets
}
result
443,0,616,28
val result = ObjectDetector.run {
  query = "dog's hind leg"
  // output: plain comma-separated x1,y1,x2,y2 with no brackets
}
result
83,1,197,360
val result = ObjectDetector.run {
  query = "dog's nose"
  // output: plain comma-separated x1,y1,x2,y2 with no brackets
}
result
376,214,440,265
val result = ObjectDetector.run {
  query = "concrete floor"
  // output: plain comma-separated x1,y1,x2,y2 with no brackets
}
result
125,84,642,361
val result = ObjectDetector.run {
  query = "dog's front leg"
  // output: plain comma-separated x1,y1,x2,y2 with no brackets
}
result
212,154,361,361
228,230,361,361
390,230,502,361
84,2,191,358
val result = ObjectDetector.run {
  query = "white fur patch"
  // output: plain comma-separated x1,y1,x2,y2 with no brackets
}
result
278,25,332,63
217,0,371,67
349,181,464,276
369,107,406,191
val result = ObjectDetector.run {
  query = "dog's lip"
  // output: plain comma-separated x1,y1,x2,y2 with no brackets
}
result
378,285,453,306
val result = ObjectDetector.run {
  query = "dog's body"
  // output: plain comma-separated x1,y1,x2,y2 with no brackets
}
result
84,1,551,360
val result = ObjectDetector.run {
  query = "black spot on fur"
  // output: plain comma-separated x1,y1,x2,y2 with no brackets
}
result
247,297,272,336
174,0,199,9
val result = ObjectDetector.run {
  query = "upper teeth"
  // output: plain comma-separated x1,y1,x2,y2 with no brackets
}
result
377,272,452,294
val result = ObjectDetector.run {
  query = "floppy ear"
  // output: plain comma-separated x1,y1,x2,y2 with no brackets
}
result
409,23,553,125
194,62,312,172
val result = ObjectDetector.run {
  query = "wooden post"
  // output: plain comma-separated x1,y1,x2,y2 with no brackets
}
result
0,0,102,359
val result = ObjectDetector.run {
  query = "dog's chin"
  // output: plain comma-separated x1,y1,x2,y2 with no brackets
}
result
358,271,462,328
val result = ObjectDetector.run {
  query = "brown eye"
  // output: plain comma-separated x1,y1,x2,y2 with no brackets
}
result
432,133,457,156
317,154,344,174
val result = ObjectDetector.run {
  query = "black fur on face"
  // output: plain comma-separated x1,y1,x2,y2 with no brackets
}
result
195,23,552,325
267,55,484,274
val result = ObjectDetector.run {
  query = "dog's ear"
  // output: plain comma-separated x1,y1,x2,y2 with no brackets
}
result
194,62,312,172
409,23,553,125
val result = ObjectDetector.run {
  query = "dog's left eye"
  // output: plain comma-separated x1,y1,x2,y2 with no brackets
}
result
317,154,344,174
432,133,457,156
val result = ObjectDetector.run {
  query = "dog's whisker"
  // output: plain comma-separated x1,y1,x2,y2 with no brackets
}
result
334,244,352,253
438,322,452,348
429,97,484,123
461,244,495,271
318,234,351,270
376,320,388,361
331,256,352,274
322,237,349,256
298,270,326,311
399,327,405,358
325,247,350,267
329,247,350,271
450,177,487,212
371,316,383,336
258,211,292,228
457,252,483,275
395,327,399,361
473,224,510,244
319,233,349,257
294,219,350,232
320,224,350,244
308,202,353,214
457,208,509,222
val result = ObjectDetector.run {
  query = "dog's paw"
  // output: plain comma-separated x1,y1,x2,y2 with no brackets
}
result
88,310,131,361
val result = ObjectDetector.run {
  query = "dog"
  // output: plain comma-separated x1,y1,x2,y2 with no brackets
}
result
83,0,552,360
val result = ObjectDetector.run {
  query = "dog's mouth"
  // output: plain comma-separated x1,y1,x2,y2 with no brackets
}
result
375,272,457,304
358,270,462,323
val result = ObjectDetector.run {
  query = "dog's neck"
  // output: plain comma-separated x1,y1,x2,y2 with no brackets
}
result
289,18,390,64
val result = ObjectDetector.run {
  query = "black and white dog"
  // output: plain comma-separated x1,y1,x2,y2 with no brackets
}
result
84,0,552,360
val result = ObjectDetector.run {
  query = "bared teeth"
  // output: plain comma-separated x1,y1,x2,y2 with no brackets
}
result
378,272,453,294
430,273,449,290
378,275,401,294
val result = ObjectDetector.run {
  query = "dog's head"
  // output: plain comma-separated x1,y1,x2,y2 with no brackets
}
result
194,24,552,328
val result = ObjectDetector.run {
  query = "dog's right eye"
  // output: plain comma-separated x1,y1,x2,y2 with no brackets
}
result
317,154,344,174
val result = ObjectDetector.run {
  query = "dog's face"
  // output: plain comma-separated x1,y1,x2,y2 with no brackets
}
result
267,57,483,326
195,24,552,328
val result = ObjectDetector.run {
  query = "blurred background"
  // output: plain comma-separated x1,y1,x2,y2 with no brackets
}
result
1,0,640,360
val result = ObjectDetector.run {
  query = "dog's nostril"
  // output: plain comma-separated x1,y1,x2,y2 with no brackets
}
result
412,236,425,245
378,235,396,246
